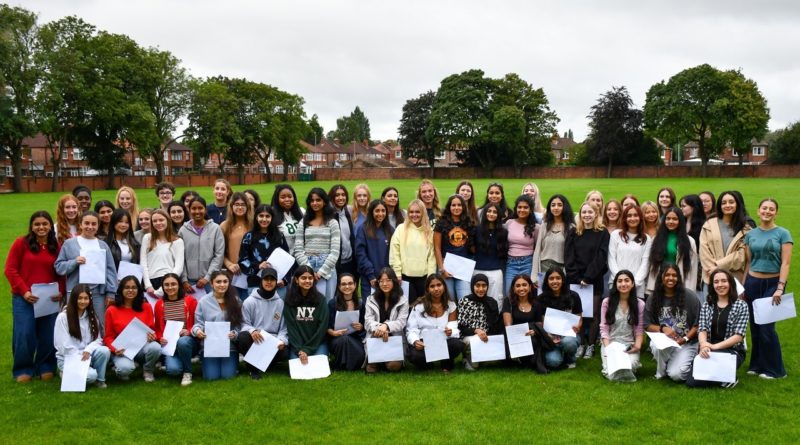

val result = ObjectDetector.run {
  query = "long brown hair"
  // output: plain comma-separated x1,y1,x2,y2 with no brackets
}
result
66,284,100,342
56,194,81,244
147,209,179,251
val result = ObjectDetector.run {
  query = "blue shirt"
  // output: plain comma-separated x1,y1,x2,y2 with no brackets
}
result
745,226,793,273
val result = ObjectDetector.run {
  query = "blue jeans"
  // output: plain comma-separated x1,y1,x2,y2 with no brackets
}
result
165,336,199,375
289,342,329,359
745,275,786,378
505,255,533,297
443,277,471,302
58,346,111,383
545,335,580,368
113,342,162,377
12,295,57,378
308,254,337,302
202,350,239,380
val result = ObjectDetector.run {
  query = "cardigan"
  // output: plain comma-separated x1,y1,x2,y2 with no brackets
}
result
54,236,117,298
154,295,198,340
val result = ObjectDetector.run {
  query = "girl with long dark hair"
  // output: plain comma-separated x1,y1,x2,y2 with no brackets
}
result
327,273,366,371
456,181,479,223
472,202,508,310
283,265,330,363
538,268,582,370
294,188,341,301
434,194,475,301
271,184,305,255
356,200,395,298
179,196,225,295
192,270,243,380
221,192,254,300
54,285,111,388
479,182,512,221
504,195,538,294
238,204,291,294
599,270,645,382
364,267,408,373
109,208,141,270
502,274,547,374
105,276,160,382
93,200,115,241
329,184,357,280
381,186,406,229
646,207,698,296
533,194,574,286
407,274,464,372
154,273,199,386
608,204,652,299
699,191,751,291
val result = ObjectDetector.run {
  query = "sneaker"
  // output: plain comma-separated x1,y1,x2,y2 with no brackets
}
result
583,345,594,359
156,363,166,372
567,362,576,369
721,379,738,388
575,345,585,359
249,371,262,381
95,381,108,389
191,357,200,364
143,371,155,383
464,359,475,372
181,373,193,386
746,370,758,376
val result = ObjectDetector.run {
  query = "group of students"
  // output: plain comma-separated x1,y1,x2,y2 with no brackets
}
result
5,179,793,389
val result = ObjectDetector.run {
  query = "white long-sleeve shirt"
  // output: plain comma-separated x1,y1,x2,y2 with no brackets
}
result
607,230,652,298
406,301,460,345
140,235,185,290
54,310,103,362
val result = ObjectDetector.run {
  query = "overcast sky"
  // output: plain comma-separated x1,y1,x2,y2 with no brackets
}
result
13,0,800,142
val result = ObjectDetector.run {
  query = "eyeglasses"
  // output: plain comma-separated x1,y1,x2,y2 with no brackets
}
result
159,191,173,196
232,203,247,208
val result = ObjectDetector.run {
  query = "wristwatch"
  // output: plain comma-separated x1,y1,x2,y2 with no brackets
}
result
682,336,689,343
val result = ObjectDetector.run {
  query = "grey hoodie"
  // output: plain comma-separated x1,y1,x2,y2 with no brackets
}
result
179,220,225,282
242,288,289,344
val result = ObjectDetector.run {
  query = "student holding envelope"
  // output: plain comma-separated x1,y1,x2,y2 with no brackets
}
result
458,274,503,371
364,268,408,373
434,195,475,301
104,276,160,382
6,210,64,383
283,266,330,363
192,271,243,380
154,273,198,386
238,268,288,379
538,269,582,370
743,198,793,380
55,211,118,332
406,274,464,372
327,273,366,371
687,269,749,388
599,270,645,382
238,204,292,296
502,274,548,374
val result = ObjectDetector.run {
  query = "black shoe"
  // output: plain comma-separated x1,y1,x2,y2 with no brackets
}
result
250,371,262,380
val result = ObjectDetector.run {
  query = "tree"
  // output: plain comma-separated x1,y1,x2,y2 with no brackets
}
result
273,94,308,181
769,122,800,164
644,64,769,177
185,77,238,175
718,70,769,170
331,106,370,143
136,47,192,182
586,86,659,177
302,113,323,145
398,90,439,176
0,4,38,192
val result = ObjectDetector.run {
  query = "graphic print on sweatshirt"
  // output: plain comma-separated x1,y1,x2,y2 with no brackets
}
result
295,306,316,322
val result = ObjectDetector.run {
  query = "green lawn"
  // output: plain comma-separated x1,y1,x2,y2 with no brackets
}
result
1,178,798,444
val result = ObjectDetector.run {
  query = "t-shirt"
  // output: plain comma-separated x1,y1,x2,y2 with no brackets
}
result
745,226,793,273
540,291,583,316
501,297,543,325
644,290,700,338
206,204,227,225
505,219,536,257
435,219,473,259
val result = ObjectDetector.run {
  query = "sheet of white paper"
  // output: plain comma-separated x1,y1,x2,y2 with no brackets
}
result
505,323,534,358
266,248,295,281
203,321,231,358
537,272,545,286
243,332,281,372
334,310,360,334
79,249,106,285
569,284,592,318
60,354,90,392
160,320,183,356
289,354,331,379
605,342,633,374
231,272,248,290
692,352,737,383
117,261,143,282
111,317,153,360
734,277,746,297
543,307,580,337
31,282,61,318
646,332,681,350
401,280,410,298
470,335,506,363
366,336,405,363
753,293,796,325
144,294,158,315
422,328,449,362
442,253,476,283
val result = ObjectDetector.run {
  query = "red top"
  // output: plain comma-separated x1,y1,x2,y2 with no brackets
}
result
154,295,198,340
104,303,155,354
4,236,65,296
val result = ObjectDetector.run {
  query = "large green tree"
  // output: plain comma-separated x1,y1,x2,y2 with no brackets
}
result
718,70,770,169
302,113,323,145
644,64,769,177
398,90,439,176
330,106,370,143
0,4,38,192
769,122,800,164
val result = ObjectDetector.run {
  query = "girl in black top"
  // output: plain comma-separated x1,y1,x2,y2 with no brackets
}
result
538,268,582,370
326,273,365,371
94,200,115,241
109,208,141,269
502,274,547,373
238,204,291,291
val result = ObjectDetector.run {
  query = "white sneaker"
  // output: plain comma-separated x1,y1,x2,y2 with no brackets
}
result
583,345,594,359
143,371,155,383
181,373,193,386
567,363,576,369
576,345,585,359
746,370,758,376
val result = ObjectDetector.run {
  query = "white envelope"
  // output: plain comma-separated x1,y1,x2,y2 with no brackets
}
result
334,310,360,334
470,335,506,363
646,332,681,350
31,282,61,318
289,355,331,379
117,261,143,282
160,320,183,356
111,317,154,360
422,329,449,362
231,273,248,290
605,342,633,375
543,307,580,337
569,284,592,318
692,352,737,383
505,323,534,358
442,253,476,283
266,248,295,281
753,293,796,325
60,354,90,392
79,249,106,285
243,332,281,372
203,321,231,358
367,336,405,363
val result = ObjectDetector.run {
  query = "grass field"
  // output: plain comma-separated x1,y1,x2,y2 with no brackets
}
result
1,178,798,444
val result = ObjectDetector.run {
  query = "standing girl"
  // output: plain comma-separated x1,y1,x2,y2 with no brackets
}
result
207,178,232,224
479,183,512,221
108,208,141,270
179,197,225,295
646,207,698,297
220,192,254,300
350,183,371,233
93,200,115,241
54,285,111,388
167,201,187,233
238,204,290,293
329,184,357,281
472,203,508,310
699,191,751,291
533,194,574,286
356,200,394,298
641,201,660,239
521,182,545,223
389,199,436,302
504,195,538,294
608,205,652,299
140,209,184,296
6,211,64,382
134,208,152,244
743,198,793,379
192,271,243,380
115,186,140,225
55,194,80,244
271,184,304,255
416,179,441,226
381,186,406,229
294,188,341,300
603,200,622,234
434,194,475,301
456,181,479,223
154,182,175,213
657,187,677,217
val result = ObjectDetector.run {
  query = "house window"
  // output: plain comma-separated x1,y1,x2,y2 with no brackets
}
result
72,148,84,160
134,157,142,166
274,164,284,174
163,151,169,161
562,151,569,160
435,152,446,160
731,149,739,157
752,146,765,156
690,148,698,158
395,150,401,159
171,151,182,161
3,166,12,176
61,149,68,160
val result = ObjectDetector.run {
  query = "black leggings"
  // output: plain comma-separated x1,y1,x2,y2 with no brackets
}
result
402,275,428,304
407,338,465,371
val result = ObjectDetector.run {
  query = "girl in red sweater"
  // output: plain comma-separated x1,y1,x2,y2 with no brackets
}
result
154,273,198,386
